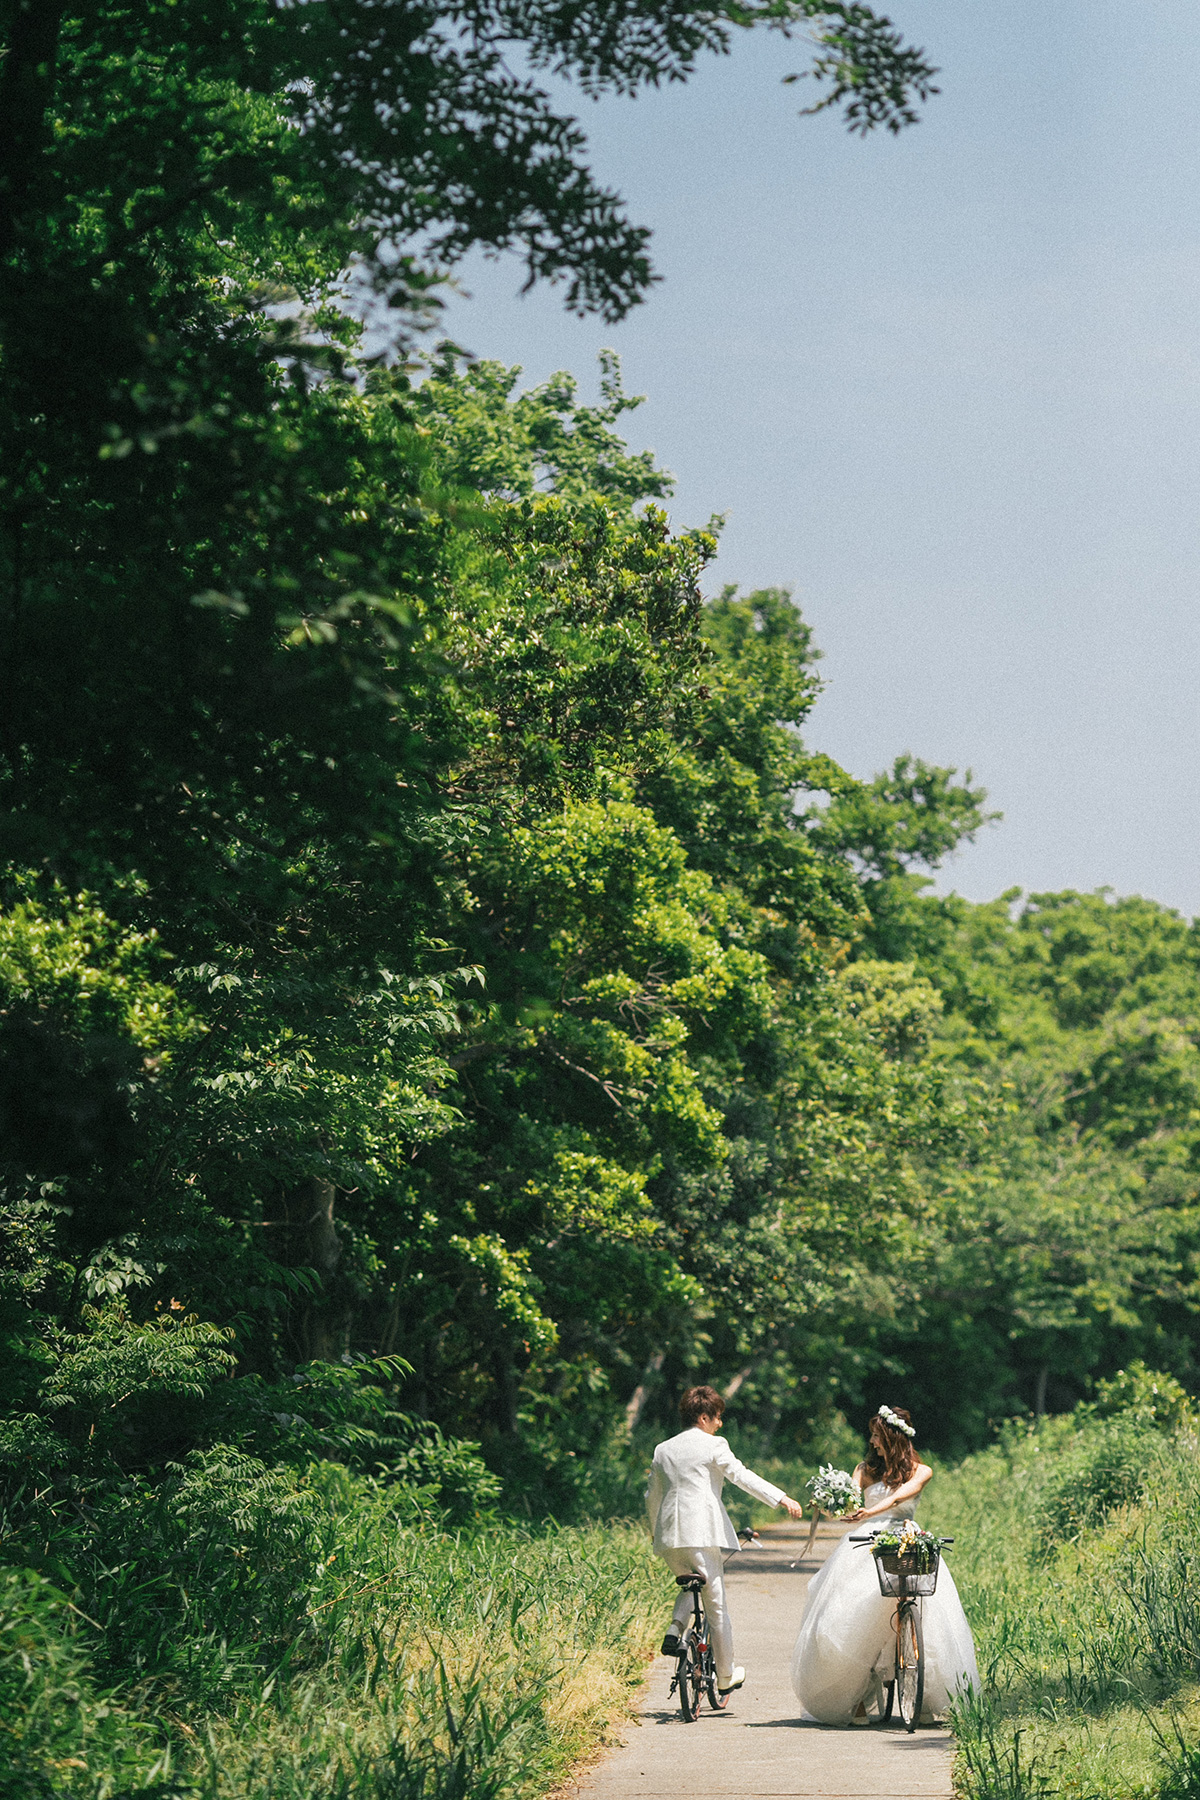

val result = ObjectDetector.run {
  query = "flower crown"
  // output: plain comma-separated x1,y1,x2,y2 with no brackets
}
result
877,1403,916,1438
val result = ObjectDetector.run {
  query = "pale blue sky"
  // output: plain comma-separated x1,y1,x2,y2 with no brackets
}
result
437,2,1200,919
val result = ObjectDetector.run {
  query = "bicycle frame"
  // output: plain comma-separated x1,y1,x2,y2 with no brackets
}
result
686,1581,706,1640
668,1529,760,1721
668,1574,716,1720
848,1529,954,1732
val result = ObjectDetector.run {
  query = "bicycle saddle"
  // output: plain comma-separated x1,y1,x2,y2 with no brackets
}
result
675,1573,707,1590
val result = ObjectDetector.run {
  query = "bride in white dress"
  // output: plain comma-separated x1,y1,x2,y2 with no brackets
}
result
790,1404,979,1725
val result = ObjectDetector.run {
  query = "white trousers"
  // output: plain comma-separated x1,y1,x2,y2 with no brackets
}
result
660,1546,734,1684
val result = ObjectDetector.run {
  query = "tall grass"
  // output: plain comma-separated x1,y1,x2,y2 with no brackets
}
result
27,1396,1200,1800
918,1409,1200,1799
199,1521,663,1800
0,1461,666,1800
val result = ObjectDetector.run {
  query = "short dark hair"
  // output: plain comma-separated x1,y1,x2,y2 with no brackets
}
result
680,1385,725,1427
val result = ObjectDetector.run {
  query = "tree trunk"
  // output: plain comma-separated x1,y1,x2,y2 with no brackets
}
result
624,1349,665,1434
1034,1363,1049,1418
277,1177,348,1362
722,1365,754,1402
301,1178,340,1277
494,1346,521,1437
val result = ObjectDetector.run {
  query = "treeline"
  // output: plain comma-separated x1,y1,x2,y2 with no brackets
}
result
7,327,1199,1491
1,332,989,1503
865,875,1200,1448
2,0,1199,1530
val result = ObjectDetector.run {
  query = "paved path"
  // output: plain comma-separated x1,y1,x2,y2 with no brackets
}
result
569,1522,955,1800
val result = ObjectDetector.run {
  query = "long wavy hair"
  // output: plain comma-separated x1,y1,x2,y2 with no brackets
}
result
862,1406,918,1488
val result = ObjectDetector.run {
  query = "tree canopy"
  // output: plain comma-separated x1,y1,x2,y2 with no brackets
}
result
4,0,1196,1530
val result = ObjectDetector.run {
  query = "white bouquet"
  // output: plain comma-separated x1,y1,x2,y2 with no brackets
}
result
805,1464,862,1518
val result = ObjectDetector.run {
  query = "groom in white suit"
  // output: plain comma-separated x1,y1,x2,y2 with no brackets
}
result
646,1384,804,1698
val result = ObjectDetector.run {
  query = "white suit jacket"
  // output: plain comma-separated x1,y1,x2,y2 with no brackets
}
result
646,1426,785,1552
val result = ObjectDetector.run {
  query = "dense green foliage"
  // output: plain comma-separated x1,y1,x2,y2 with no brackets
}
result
0,0,943,1470
3,1,1200,1793
855,880,1200,1448
0,1,954,1790
1,0,1197,1473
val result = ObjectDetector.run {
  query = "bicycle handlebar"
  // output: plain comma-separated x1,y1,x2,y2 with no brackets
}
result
848,1533,955,1545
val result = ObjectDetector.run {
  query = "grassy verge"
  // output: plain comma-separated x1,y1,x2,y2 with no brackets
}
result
1,1466,668,1800
916,1390,1200,1799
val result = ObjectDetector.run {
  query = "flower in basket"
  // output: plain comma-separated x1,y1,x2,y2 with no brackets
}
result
805,1465,863,1518
872,1519,940,1570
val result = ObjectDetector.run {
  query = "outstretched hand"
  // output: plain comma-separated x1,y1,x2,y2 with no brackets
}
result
781,1496,805,1520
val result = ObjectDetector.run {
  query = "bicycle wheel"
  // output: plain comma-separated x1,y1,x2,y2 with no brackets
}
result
704,1638,722,1709
677,1632,705,1722
894,1603,924,1733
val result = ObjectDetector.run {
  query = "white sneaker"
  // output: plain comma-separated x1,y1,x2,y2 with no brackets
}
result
719,1666,746,1695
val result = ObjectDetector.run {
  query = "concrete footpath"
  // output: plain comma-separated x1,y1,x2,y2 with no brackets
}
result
567,1522,955,1800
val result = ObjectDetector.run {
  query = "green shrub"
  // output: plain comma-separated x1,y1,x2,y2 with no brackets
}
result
1032,1417,1163,1553
209,1360,501,1524
933,1414,1200,1800
80,1448,324,1703
1092,1362,1192,1434
0,1293,660,1792
43,1302,236,1469
380,1417,502,1521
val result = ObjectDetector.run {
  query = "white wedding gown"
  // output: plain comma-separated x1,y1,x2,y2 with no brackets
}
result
790,1480,980,1725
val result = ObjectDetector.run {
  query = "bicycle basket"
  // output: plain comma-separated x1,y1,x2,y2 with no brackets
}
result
872,1548,940,1598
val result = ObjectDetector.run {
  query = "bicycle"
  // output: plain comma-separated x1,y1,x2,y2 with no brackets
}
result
668,1528,760,1722
849,1530,954,1732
